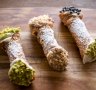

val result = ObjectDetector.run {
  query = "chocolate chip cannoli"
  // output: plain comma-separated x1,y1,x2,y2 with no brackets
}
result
0,27,35,86
59,7,96,63
29,15,68,71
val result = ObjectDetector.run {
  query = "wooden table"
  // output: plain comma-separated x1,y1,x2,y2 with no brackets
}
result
0,7,96,90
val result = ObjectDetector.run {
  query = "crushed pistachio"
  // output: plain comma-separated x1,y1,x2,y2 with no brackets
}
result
8,60,35,86
85,39,96,58
0,27,20,41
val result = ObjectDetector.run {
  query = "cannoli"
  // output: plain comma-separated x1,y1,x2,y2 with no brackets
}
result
59,7,96,63
0,27,35,86
29,15,68,71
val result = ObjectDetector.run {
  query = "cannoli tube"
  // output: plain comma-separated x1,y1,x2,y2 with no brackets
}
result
29,15,68,71
0,27,35,86
59,7,96,63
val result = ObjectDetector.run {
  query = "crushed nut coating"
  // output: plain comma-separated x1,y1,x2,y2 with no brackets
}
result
29,15,68,71
59,7,96,63
0,27,35,86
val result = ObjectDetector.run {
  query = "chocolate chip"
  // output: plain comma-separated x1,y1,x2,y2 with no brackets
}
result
61,7,81,15
64,7,67,9
69,8,71,10
70,11,73,14
78,10,81,12
60,11,62,13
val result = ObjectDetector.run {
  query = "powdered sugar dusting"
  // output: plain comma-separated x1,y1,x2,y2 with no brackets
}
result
37,26,59,55
37,26,68,71
7,40,26,64
68,18,93,57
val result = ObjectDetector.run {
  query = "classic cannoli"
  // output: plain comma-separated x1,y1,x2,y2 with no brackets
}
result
29,15,68,71
0,27,35,86
59,7,96,63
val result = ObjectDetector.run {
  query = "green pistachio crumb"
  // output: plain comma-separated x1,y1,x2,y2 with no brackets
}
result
85,39,96,58
8,60,35,86
0,27,20,41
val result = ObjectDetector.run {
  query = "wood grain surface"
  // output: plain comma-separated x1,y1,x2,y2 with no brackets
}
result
0,7,96,90
0,0,96,8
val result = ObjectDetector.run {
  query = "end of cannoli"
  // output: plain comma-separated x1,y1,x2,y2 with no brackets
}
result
8,60,35,86
83,39,96,63
59,7,83,25
28,15,54,36
47,47,68,71
0,27,20,43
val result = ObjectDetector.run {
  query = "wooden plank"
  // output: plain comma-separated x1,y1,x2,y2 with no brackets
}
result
0,0,96,8
0,0,74,7
0,7,96,90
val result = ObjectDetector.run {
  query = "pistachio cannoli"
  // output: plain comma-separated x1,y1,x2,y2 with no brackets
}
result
59,7,96,63
29,15,68,71
0,27,35,86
